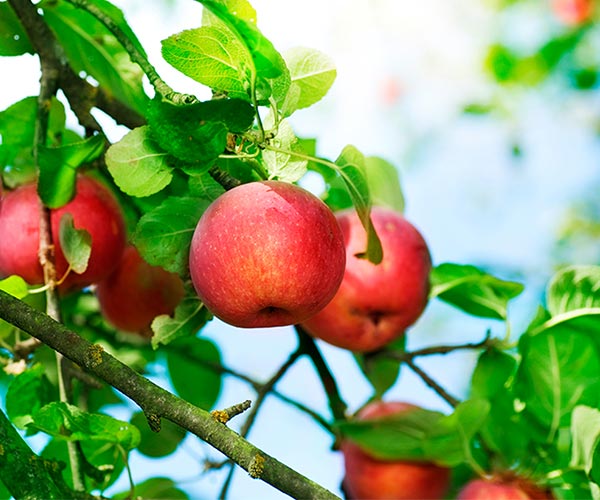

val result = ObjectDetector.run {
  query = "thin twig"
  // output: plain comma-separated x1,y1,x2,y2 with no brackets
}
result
404,358,460,408
295,325,347,422
64,0,197,105
218,348,303,499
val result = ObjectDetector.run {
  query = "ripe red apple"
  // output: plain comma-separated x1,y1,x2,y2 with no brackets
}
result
551,0,594,25
301,207,431,352
458,478,554,500
0,175,126,291
188,180,346,328
341,401,451,500
96,245,185,336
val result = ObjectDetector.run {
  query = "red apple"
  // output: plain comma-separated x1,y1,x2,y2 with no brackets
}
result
188,180,346,328
551,0,594,25
301,207,431,352
458,478,554,500
96,245,185,336
341,401,451,500
0,175,126,291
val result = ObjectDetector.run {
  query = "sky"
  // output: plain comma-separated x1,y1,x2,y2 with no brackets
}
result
2,0,600,499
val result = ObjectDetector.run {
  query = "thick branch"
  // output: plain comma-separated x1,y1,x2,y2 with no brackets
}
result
8,0,144,131
0,289,339,500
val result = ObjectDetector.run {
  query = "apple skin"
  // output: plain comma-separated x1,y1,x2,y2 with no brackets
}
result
0,175,126,291
341,401,451,500
458,478,554,500
96,245,185,336
301,207,432,352
188,181,346,328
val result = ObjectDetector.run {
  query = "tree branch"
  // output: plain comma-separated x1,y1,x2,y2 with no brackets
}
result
0,289,340,500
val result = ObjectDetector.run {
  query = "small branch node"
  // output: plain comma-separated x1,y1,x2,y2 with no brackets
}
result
248,453,266,479
145,412,162,433
211,400,252,424
83,343,104,369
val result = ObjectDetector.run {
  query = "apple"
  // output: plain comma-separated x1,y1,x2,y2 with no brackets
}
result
341,401,451,500
0,175,126,291
551,0,594,25
458,478,554,500
301,207,431,352
188,180,346,328
96,245,185,336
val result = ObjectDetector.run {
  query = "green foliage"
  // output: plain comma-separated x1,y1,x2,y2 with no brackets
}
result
430,263,525,320
39,0,149,114
0,2,33,56
2,0,600,498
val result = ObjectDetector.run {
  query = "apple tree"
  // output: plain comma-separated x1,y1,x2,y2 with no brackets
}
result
1,1,600,499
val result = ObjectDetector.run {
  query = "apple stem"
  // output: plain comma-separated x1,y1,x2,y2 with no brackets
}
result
209,165,243,191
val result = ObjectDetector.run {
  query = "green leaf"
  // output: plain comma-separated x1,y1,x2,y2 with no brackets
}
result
197,0,285,80
423,399,490,467
130,412,186,458
516,330,600,434
354,337,405,399
338,406,445,461
58,213,92,275
470,347,517,400
571,406,600,475
365,156,404,213
281,47,336,115
146,97,254,165
485,44,519,83
430,263,524,319
188,171,226,200
161,25,252,100
40,0,149,115
6,364,56,429
0,1,33,56
334,145,382,264
546,265,600,316
151,293,212,348
262,117,307,182
113,477,188,500
105,126,173,197
0,275,29,299
29,401,140,450
165,336,222,409
38,135,105,208
133,196,211,275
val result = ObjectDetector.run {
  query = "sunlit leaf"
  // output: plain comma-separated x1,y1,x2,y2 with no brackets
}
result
430,263,524,319
29,402,140,450
282,47,336,115
106,126,173,197
0,275,29,299
262,117,307,182
365,156,404,213
58,213,92,275
162,25,252,100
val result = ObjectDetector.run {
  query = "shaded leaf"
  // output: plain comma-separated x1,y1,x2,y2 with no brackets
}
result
113,477,188,500
165,336,222,409
6,364,56,429
470,347,517,400
0,2,33,56
354,337,405,399
38,135,105,208
151,290,211,348
130,411,186,458
41,0,149,114
133,196,211,275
